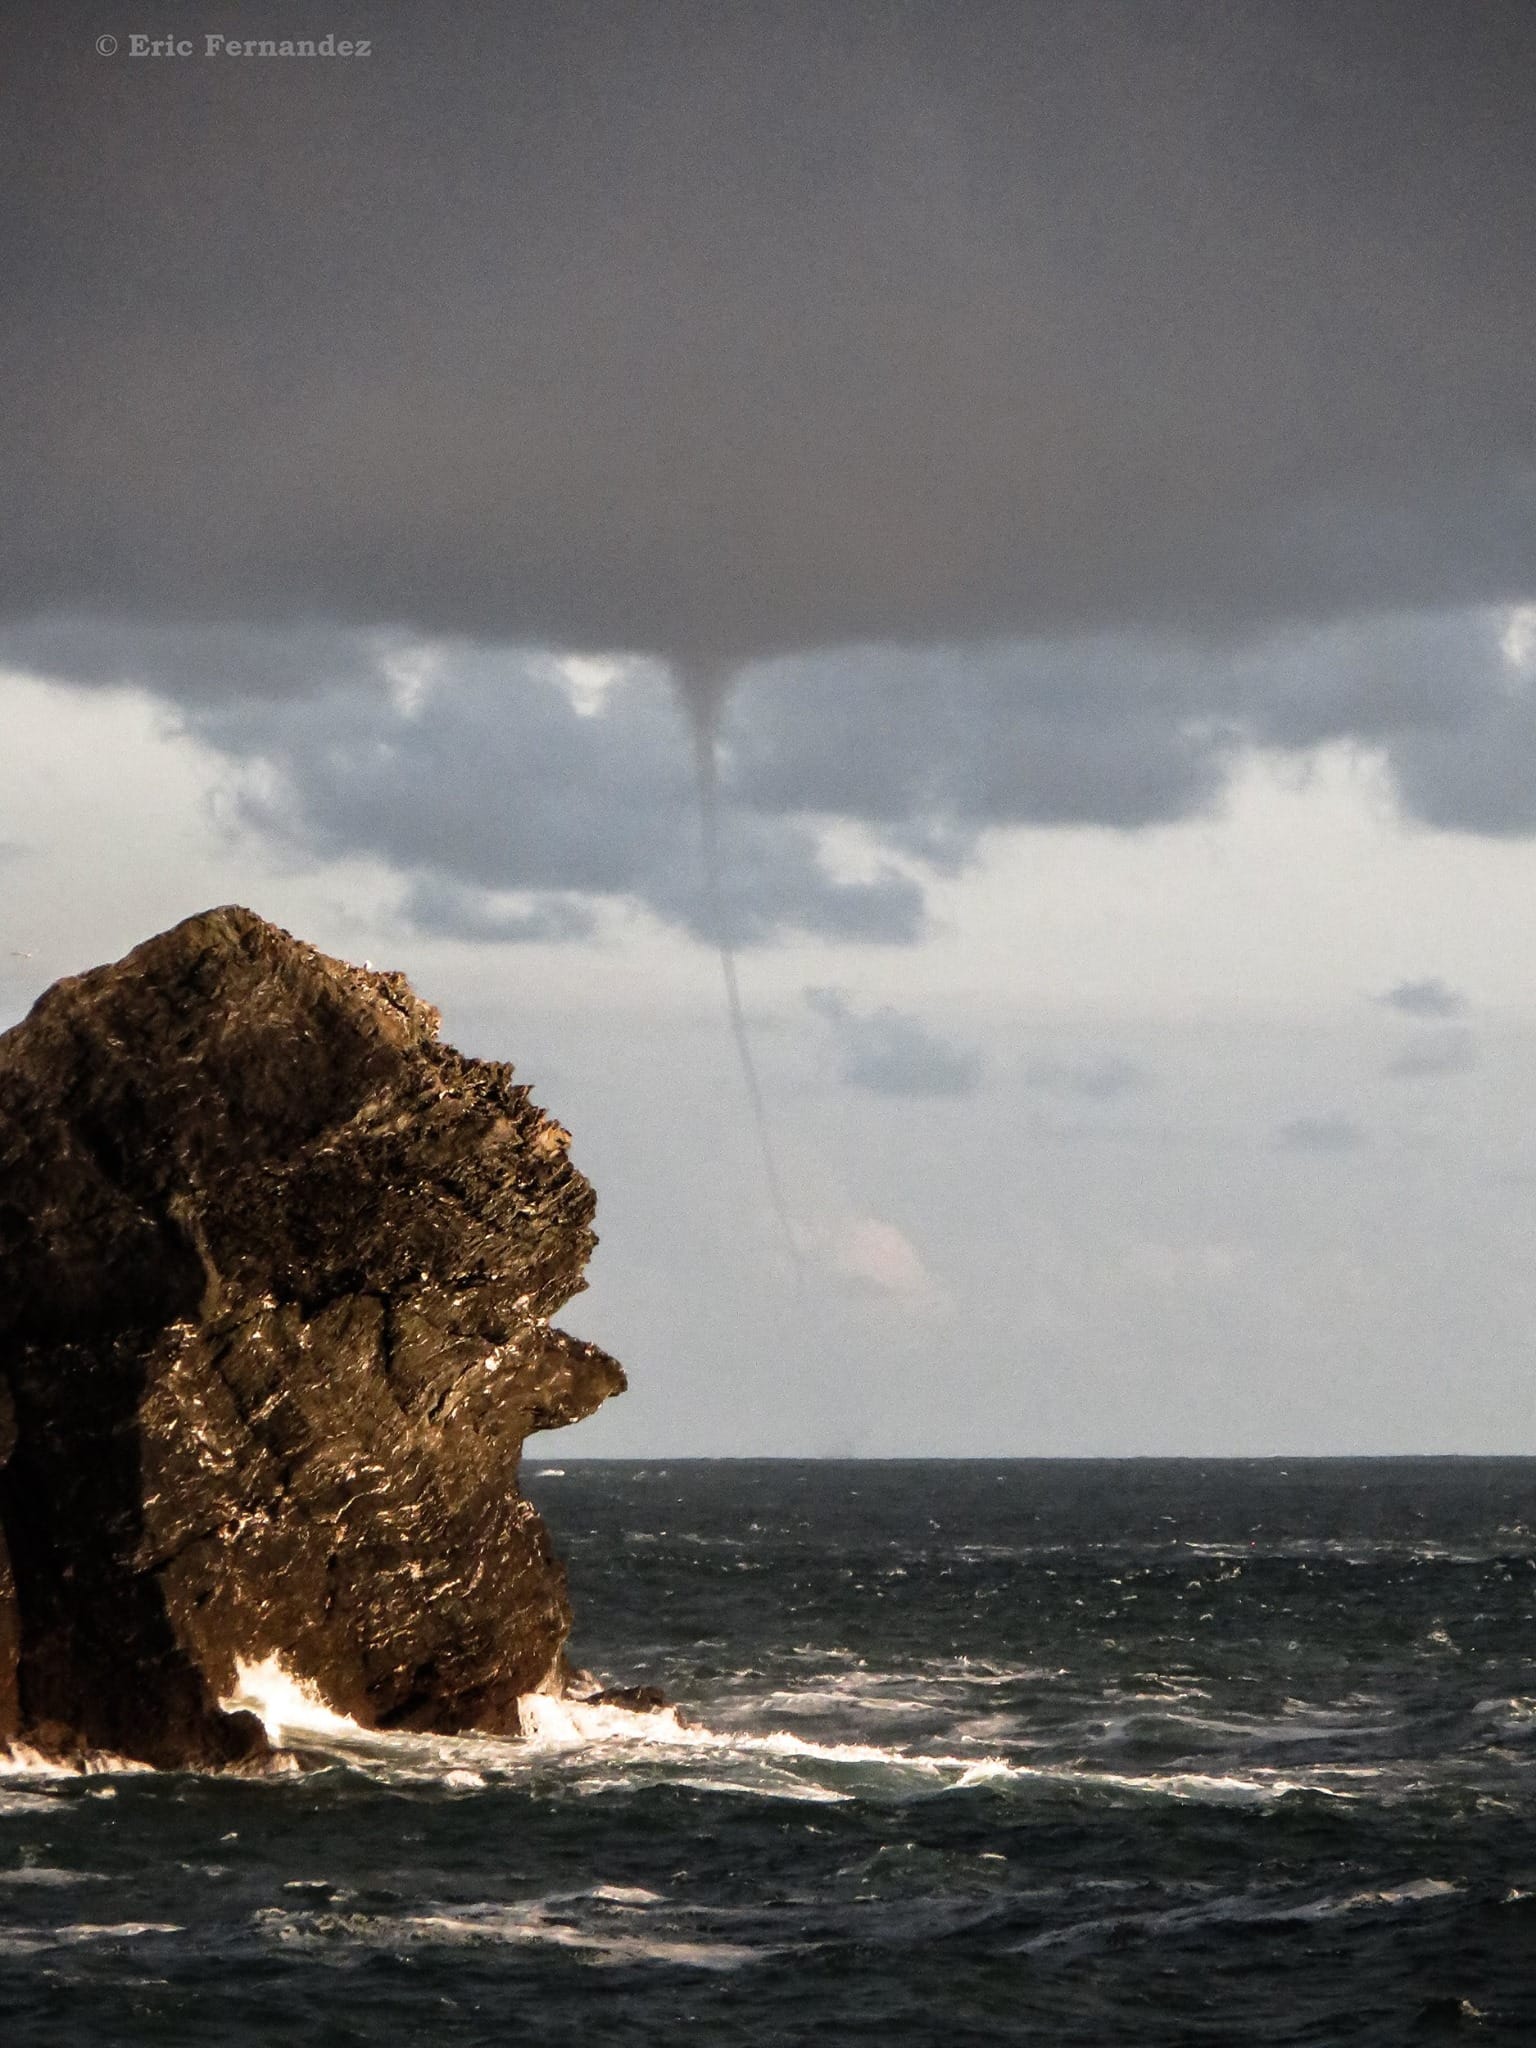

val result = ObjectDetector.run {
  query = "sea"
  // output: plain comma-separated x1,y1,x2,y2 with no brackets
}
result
2,1459,1534,2045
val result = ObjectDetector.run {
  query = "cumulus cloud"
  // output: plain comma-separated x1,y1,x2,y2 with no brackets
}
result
807,990,981,1097
1377,978,1469,1020
397,877,597,947
732,610,1536,841
1277,1115,1366,1154
8,607,1536,947
12,607,1536,850
1387,690,1536,836
7,609,1529,947
183,647,923,946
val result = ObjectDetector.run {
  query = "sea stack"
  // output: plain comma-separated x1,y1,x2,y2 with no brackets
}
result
0,908,625,1768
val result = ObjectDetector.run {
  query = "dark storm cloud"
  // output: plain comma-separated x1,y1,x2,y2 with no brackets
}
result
6,0,1536,891
1277,1115,1366,1154
3,1,1533,672
806,990,982,1098
0,616,390,704
1377,979,1469,1020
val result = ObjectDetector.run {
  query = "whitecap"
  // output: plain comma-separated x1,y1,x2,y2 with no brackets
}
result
395,1907,762,1970
0,1788,65,1815
1473,1695,1536,1738
1274,1878,1461,1921
518,1691,998,1782
748,1686,939,1719
1022,1763,1358,1805
55,1920,185,1941
0,1744,147,1781
0,1921,183,1956
258,1889,765,1971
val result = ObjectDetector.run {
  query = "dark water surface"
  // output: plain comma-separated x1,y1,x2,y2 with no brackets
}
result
3,1459,1534,2044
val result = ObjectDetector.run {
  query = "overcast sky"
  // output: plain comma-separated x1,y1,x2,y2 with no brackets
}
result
4,2,1535,1452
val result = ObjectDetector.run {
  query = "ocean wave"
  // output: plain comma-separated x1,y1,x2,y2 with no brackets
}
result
0,1787,71,1815
255,1887,765,1970
212,1656,1391,1809
1471,1695,1536,1740
0,1744,148,1782
1180,1538,1530,1565
0,1921,183,1959
747,1684,948,1719
1011,1877,1462,1954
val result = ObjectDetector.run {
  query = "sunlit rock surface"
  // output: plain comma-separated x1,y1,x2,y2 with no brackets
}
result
0,907,624,1768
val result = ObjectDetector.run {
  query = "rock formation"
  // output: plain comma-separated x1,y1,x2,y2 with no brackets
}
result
0,907,625,1768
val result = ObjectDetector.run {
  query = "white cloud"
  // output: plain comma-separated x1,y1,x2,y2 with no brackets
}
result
1501,604,1536,677
823,1215,943,1310
556,654,629,719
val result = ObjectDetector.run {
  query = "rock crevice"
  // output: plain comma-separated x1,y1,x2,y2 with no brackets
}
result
0,907,624,1767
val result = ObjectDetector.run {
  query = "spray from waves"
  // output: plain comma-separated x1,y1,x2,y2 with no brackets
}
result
679,667,804,1285
226,1655,989,1795
227,1658,368,1744
0,1744,146,1786
217,1657,1362,1810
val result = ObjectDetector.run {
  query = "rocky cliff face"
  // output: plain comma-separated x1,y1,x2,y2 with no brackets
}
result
0,908,624,1768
